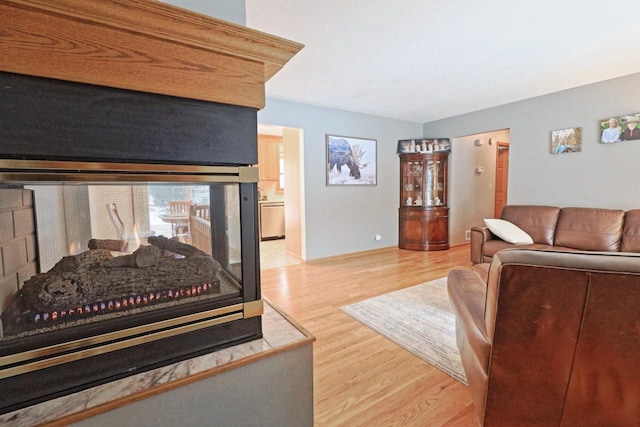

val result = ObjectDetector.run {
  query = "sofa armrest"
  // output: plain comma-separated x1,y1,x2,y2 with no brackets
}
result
447,268,492,419
470,226,495,264
447,269,490,348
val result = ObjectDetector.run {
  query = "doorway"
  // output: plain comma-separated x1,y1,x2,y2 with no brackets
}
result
257,124,304,269
448,129,510,246
494,141,509,217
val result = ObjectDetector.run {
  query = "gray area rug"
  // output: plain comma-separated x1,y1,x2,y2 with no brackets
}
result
340,278,467,384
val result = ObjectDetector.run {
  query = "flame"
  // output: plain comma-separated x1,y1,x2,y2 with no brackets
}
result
68,241,82,255
132,225,141,252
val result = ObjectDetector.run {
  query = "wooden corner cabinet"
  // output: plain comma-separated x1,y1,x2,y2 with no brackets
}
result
398,148,450,251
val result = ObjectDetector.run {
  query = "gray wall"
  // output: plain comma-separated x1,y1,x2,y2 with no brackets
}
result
162,0,245,25
424,72,640,216
259,99,423,260
75,345,313,427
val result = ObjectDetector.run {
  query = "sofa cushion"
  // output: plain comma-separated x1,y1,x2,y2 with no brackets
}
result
621,210,640,252
482,241,556,259
501,205,560,245
554,207,625,251
484,219,534,244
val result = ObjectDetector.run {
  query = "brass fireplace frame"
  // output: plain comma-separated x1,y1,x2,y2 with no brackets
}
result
0,159,259,184
0,301,263,379
0,159,263,380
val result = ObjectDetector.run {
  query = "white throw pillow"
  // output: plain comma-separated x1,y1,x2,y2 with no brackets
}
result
484,218,534,245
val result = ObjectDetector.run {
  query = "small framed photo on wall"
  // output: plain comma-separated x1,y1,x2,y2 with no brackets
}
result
600,113,640,144
551,127,582,154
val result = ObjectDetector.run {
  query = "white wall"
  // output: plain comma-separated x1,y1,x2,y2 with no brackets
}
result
424,72,640,212
259,99,423,260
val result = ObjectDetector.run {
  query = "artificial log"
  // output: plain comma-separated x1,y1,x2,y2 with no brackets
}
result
103,245,163,268
88,238,128,252
147,235,208,258
20,236,225,312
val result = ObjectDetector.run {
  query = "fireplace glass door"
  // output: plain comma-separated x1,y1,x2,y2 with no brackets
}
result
2,182,243,340
0,161,261,413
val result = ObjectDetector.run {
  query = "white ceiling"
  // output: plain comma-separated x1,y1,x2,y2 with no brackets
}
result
245,0,640,123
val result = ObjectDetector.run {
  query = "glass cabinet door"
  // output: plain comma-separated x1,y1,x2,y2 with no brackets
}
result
400,153,447,208
425,157,447,207
400,159,424,207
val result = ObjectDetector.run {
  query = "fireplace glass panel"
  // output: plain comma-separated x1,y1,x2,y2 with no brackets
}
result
0,182,243,341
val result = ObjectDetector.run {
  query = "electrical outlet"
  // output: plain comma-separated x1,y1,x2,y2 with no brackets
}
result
465,230,471,240
374,234,382,241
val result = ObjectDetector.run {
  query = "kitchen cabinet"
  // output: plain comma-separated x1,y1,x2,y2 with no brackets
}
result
258,134,282,182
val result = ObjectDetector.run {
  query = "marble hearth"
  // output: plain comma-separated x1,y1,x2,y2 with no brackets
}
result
1,300,314,427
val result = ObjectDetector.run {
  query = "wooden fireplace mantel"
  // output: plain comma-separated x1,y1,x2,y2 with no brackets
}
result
0,0,303,109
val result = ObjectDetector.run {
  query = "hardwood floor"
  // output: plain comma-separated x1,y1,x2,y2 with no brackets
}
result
260,244,478,426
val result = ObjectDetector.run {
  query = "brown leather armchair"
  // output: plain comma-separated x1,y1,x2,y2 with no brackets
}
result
448,248,640,426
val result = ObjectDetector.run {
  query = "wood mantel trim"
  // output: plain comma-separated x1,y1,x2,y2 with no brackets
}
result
0,0,303,109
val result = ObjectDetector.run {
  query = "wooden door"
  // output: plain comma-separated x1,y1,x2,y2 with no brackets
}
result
494,142,509,218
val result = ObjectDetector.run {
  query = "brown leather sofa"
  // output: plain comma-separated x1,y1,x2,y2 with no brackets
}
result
470,205,640,264
448,248,640,426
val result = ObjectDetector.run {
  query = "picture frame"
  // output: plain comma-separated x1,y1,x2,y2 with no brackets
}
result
326,134,377,186
600,113,640,144
551,127,582,154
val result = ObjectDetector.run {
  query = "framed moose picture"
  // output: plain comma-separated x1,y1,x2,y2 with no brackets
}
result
326,134,377,186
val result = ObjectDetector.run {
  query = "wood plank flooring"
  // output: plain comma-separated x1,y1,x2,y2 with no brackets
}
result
260,244,478,426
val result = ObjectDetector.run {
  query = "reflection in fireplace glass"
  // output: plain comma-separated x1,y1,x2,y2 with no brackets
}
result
0,183,243,340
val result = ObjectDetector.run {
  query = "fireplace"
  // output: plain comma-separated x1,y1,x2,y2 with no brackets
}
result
0,0,301,415
0,73,264,414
